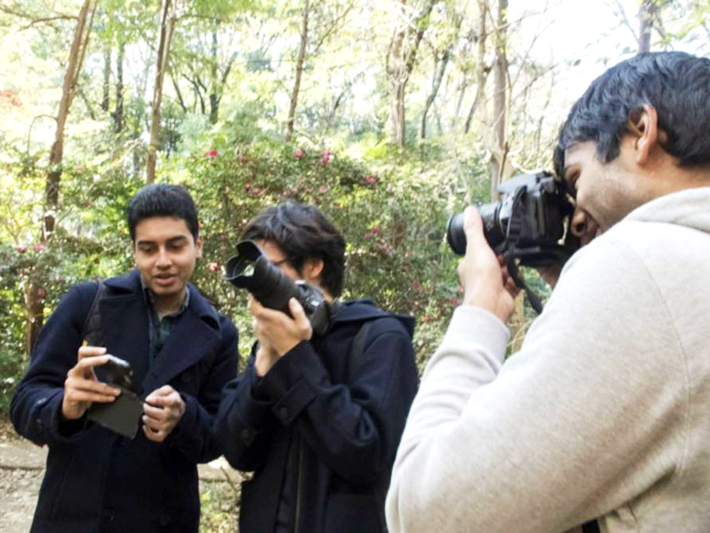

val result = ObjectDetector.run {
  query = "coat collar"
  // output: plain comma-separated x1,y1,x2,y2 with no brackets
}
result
101,269,221,393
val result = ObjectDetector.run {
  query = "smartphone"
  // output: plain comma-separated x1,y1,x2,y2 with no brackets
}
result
100,354,134,390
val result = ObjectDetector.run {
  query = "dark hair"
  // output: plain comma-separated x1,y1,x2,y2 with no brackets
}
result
242,202,346,297
126,184,199,241
554,51,710,177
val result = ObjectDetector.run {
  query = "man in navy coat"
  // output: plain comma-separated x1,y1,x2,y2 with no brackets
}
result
11,184,239,532
214,202,419,533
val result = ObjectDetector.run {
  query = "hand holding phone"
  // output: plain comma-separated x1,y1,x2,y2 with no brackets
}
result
62,346,121,421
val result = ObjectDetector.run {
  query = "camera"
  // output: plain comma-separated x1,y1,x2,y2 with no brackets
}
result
224,240,335,336
98,355,134,391
446,171,576,268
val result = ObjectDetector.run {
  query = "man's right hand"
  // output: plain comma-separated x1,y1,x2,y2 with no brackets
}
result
62,346,121,420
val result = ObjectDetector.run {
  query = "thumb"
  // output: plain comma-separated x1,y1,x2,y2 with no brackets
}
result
288,297,308,325
463,206,487,248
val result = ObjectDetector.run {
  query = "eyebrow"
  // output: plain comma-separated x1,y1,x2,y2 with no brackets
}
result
136,235,189,247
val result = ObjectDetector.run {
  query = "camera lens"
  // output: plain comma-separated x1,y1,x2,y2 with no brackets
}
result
446,213,467,256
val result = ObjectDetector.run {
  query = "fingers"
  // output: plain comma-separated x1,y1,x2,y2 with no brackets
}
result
463,206,486,246
78,345,107,360
67,354,112,379
142,424,166,443
144,385,173,402
64,386,120,405
288,298,311,332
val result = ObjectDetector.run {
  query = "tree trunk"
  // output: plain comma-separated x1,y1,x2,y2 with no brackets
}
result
102,48,111,112
147,0,177,183
34,0,97,356
286,0,310,142
420,47,451,143
386,0,438,146
209,28,219,124
637,0,657,53
44,0,97,239
114,40,125,133
489,0,508,201
465,1,488,134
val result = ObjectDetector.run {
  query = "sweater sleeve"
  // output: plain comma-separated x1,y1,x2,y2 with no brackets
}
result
386,237,688,533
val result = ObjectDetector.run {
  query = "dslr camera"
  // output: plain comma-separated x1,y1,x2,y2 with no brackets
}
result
224,240,335,336
446,171,577,268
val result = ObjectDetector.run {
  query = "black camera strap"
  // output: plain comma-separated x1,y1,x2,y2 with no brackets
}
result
503,190,544,314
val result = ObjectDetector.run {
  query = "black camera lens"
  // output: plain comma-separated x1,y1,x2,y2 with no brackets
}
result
225,241,296,315
224,240,335,336
445,203,506,256
445,213,466,255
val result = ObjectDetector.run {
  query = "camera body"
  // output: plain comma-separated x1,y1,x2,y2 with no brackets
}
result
224,240,335,336
446,171,576,268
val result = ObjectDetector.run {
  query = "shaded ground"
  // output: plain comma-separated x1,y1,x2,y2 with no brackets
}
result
0,419,239,533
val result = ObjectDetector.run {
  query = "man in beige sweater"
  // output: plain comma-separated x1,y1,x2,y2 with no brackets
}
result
387,51,710,533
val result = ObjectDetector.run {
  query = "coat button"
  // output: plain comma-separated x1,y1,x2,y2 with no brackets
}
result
181,373,192,383
104,509,115,523
278,407,288,420
160,514,171,527
35,418,43,431
36,397,48,406
240,428,252,442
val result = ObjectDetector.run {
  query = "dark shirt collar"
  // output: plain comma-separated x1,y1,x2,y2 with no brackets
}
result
139,277,190,320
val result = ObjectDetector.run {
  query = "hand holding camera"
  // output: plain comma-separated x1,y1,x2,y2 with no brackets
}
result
456,207,521,323
62,346,122,421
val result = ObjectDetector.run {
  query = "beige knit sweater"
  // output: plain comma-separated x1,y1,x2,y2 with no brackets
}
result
387,188,710,533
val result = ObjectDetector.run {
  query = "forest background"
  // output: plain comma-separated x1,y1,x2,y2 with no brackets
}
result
0,1,708,527
3,0,710,409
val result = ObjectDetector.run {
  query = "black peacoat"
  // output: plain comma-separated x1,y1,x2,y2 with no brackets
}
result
11,269,239,533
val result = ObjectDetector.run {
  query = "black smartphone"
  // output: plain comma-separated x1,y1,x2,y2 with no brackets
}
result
100,355,134,390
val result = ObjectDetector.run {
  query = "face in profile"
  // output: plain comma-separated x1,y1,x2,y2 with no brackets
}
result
563,140,652,244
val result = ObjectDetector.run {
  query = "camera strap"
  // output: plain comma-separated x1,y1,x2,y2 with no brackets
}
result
503,190,544,314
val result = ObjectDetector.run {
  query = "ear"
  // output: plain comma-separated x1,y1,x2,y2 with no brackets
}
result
301,257,324,285
627,104,659,165
195,235,204,259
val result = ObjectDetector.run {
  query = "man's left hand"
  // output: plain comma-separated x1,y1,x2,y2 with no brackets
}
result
142,385,186,443
249,297,312,357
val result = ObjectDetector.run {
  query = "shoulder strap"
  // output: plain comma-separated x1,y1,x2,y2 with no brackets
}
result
82,280,107,347
582,520,600,533
349,320,373,364
347,319,390,531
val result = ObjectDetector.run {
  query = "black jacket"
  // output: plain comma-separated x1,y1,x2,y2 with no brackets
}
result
11,270,239,532
214,299,418,533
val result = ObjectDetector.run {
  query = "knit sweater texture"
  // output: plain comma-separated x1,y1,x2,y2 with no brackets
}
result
386,187,710,533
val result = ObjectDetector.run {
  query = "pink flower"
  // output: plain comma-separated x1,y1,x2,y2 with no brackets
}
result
319,185,328,193
320,149,331,166
208,262,220,272
16,246,27,254
365,175,377,185
364,232,372,239
449,297,462,307
412,281,422,292
294,148,304,160
208,149,218,160
372,226,380,234
33,244,46,253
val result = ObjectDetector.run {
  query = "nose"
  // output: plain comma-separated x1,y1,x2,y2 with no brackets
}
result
570,208,599,246
156,246,171,268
